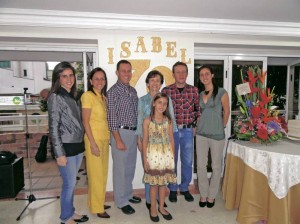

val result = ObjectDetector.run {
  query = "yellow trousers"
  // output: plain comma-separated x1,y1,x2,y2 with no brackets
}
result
84,137,109,214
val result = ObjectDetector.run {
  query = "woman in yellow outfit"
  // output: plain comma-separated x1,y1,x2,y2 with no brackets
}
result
81,67,110,219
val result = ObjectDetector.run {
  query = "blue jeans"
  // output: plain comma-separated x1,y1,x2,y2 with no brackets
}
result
58,153,83,222
169,128,194,192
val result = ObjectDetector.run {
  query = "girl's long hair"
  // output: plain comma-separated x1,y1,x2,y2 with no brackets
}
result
87,67,108,97
51,61,77,98
150,92,172,122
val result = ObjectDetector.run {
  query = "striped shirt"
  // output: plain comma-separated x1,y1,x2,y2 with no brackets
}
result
162,83,200,125
107,81,138,131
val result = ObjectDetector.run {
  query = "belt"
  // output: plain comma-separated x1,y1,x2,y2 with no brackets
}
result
119,126,137,131
177,124,193,129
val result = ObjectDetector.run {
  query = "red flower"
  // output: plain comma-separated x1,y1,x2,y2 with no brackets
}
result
257,128,269,140
259,89,272,108
247,70,258,86
258,70,267,85
250,86,260,93
245,70,259,93
248,123,254,130
261,108,268,116
261,107,272,123
250,106,261,119
278,116,288,133
262,116,272,123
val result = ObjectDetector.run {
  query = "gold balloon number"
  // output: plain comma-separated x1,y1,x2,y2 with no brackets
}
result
152,66,174,86
129,60,174,87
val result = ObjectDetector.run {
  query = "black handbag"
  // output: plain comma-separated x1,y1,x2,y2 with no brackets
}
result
35,135,48,163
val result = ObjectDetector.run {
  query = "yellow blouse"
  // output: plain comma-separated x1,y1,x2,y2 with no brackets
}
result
81,90,110,140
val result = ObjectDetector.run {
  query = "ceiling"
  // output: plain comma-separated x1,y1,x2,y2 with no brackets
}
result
1,0,299,62
1,0,300,23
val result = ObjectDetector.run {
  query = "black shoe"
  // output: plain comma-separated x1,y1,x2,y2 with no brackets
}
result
147,201,167,210
104,205,111,210
207,199,215,208
97,212,110,218
149,209,159,222
120,205,135,215
156,199,168,207
146,201,151,210
73,214,89,223
158,208,173,220
129,196,141,204
169,191,177,203
199,201,207,207
180,191,194,202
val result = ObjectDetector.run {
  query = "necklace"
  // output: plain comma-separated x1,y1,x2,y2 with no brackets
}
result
204,90,210,95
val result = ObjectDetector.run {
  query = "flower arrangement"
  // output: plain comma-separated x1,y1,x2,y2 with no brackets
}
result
233,66,287,144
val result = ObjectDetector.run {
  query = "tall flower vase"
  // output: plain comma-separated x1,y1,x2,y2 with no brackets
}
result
250,137,260,144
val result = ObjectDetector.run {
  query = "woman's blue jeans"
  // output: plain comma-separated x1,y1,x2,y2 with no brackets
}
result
58,153,83,222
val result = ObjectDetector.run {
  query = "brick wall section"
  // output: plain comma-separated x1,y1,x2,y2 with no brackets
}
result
0,132,52,158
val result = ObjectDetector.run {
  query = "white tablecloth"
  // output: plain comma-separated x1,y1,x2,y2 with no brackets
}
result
228,139,300,199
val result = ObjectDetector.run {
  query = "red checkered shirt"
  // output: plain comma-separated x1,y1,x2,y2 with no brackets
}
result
162,83,200,126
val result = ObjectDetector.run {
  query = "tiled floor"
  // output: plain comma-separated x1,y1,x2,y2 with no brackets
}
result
0,191,238,224
0,157,239,224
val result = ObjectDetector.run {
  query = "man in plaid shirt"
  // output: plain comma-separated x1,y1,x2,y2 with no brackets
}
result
107,60,141,215
162,61,200,203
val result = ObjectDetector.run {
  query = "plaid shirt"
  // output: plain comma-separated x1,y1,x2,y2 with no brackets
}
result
107,81,138,131
162,83,200,125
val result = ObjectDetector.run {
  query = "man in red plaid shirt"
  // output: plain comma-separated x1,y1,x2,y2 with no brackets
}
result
162,61,200,203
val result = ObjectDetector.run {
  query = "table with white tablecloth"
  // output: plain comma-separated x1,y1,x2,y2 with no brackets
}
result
222,139,300,224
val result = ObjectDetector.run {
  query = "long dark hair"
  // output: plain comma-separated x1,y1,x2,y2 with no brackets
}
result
199,65,219,100
150,92,172,122
51,61,77,98
88,67,108,97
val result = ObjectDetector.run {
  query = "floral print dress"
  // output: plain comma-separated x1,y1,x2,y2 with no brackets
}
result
143,118,177,186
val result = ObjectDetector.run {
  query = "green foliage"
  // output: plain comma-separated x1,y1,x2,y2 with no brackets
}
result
75,62,83,80
39,99,48,112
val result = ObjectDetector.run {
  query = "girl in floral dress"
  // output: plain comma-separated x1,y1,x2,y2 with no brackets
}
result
142,92,176,222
